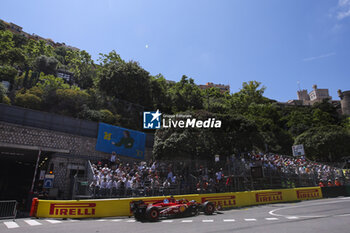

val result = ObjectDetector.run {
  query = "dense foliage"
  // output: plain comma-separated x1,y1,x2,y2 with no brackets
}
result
0,28,349,161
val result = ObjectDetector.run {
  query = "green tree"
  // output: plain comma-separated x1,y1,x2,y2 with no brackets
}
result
54,46,72,66
311,108,334,127
312,99,340,123
0,65,18,87
202,87,230,113
230,81,269,115
294,125,350,161
55,88,90,116
0,30,14,52
65,50,95,89
23,39,54,69
98,51,152,107
36,73,70,108
149,74,172,112
12,33,28,48
0,21,5,31
4,48,26,67
14,92,42,110
153,111,262,160
168,75,203,112
0,82,7,102
282,107,313,137
34,55,58,75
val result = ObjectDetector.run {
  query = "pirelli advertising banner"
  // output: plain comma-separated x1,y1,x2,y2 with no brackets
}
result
32,187,322,218
34,195,200,218
294,187,323,200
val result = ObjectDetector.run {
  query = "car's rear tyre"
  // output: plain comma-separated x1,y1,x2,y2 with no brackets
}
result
146,207,160,221
134,212,144,221
203,201,215,215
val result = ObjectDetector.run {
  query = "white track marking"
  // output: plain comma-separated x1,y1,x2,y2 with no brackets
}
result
97,219,107,221
286,216,299,220
181,220,193,222
112,219,122,222
244,218,257,221
223,219,235,222
202,220,214,222
126,219,136,222
4,221,19,229
269,198,350,218
161,220,174,222
337,214,350,217
265,217,279,220
46,220,62,224
24,220,42,226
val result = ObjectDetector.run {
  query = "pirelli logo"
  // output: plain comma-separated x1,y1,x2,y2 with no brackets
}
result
201,196,236,207
296,189,320,199
49,203,96,216
255,192,283,203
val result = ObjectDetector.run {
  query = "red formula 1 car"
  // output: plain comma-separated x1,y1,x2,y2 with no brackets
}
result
130,197,215,222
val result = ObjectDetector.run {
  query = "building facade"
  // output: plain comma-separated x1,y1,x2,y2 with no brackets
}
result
296,84,332,105
198,82,230,93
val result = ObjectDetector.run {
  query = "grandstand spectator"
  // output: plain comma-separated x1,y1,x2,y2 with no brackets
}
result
318,180,325,187
216,168,223,181
100,178,108,196
335,178,342,186
110,151,117,166
163,178,171,195
327,180,334,187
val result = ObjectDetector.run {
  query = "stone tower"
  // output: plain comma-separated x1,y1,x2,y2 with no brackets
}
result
338,89,350,115
297,90,310,101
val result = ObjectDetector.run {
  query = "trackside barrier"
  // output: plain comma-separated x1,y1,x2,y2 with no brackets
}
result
31,187,322,218
321,186,349,198
0,200,17,220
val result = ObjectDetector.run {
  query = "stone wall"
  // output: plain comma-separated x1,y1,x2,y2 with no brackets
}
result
0,121,107,157
0,121,153,160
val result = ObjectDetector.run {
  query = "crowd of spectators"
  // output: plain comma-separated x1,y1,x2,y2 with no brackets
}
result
245,152,342,182
88,151,345,198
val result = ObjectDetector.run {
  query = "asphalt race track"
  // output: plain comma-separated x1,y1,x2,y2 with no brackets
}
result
1,197,350,233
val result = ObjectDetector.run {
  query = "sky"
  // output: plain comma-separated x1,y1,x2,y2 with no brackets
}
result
1,0,350,101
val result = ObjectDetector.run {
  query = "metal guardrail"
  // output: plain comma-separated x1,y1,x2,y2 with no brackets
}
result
0,200,17,220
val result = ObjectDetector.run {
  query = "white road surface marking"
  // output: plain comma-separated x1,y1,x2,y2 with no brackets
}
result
46,219,62,224
223,219,236,222
286,216,299,219
244,218,257,221
24,220,42,226
265,218,279,221
202,220,214,222
161,220,174,222
4,221,19,229
269,198,350,218
126,219,136,222
336,214,350,217
181,220,193,222
112,219,122,222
